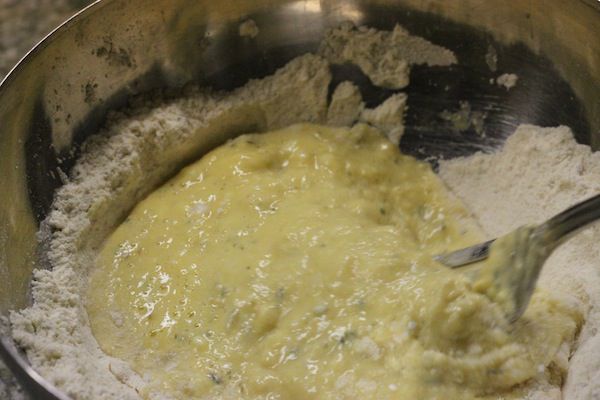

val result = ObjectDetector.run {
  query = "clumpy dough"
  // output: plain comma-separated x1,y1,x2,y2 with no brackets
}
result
326,81,364,127
359,93,407,145
319,23,457,89
327,82,407,145
238,19,259,38
88,124,580,400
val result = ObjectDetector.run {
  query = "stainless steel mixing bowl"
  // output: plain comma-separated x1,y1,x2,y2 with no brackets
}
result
1,0,599,398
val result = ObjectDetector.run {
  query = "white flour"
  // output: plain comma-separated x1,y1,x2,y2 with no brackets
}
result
8,21,600,400
439,125,600,400
496,73,519,89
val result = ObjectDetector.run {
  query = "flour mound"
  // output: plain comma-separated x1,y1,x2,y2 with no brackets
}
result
439,125,600,400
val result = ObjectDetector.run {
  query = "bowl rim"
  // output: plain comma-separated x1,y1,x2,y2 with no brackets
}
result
0,0,104,90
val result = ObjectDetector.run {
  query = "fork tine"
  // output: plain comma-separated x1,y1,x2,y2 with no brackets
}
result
434,239,495,268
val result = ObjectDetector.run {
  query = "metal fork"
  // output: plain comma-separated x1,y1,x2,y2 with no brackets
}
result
435,193,600,322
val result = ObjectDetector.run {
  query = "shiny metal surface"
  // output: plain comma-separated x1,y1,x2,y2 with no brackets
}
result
0,0,599,398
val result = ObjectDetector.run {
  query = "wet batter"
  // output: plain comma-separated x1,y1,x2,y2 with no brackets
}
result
87,123,581,399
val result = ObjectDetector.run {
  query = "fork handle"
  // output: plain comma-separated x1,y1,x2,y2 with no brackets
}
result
536,193,600,249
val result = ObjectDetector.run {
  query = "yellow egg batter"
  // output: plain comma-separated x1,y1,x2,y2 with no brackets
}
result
87,123,581,399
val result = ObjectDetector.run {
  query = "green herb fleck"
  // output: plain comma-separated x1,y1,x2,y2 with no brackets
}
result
208,373,222,385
